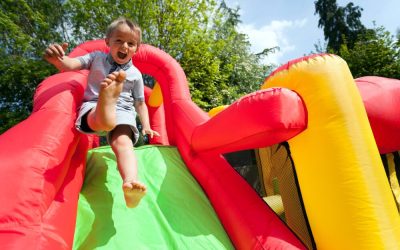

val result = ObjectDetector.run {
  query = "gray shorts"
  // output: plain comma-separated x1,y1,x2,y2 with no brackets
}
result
75,101,139,144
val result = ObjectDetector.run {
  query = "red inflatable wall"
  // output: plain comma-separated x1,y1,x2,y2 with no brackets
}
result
355,76,400,154
0,71,98,249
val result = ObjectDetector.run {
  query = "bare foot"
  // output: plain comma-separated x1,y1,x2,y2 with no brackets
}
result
90,70,127,131
122,181,147,208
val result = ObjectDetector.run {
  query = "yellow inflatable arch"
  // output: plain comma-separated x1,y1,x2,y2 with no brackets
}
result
261,55,400,249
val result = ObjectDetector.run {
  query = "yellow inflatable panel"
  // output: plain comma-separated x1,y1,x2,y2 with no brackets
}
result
148,81,163,107
263,195,284,215
262,55,400,249
208,105,228,117
382,152,400,210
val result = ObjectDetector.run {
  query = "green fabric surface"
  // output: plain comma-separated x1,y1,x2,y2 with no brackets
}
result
73,145,233,250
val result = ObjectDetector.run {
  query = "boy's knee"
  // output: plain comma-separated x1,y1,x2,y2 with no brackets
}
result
87,112,116,132
110,131,133,149
102,122,117,132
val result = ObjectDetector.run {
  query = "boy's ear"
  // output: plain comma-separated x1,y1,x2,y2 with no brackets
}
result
105,38,110,46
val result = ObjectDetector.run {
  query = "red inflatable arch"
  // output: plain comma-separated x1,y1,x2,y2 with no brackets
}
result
0,40,307,249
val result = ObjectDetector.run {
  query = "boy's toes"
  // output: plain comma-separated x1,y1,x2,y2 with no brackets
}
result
116,70,126,82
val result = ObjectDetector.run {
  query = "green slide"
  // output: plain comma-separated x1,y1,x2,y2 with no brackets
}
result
73,145,233,250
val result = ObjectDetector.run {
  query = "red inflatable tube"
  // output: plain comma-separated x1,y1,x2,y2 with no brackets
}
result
355,76,400,154
192,88,307,153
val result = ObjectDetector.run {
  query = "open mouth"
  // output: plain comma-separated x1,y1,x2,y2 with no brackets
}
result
117,51,127,59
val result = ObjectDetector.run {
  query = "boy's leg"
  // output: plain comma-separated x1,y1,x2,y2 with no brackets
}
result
110,125,146,208
87,70,126,132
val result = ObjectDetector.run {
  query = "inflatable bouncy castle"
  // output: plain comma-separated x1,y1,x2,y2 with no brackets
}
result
0,40,400,249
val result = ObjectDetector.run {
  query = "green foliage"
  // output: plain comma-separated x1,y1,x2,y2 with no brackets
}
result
0,0,66,133
339,26,400,79
314,0,366,53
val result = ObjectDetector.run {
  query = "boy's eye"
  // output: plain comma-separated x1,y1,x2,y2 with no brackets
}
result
128,43,136,47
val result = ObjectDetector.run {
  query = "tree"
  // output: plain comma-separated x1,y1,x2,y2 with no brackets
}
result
314,1,399,79
314,0,366,53
0,0,67,133
339,25,400,79
207,1,274,104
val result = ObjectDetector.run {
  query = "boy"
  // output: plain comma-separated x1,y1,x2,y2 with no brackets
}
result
44,17,159,208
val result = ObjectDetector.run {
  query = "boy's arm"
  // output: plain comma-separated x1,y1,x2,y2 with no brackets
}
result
44,42,82,71
134,101,160,138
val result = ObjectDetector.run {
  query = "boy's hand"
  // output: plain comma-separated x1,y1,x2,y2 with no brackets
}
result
142,128,160,139
44,42,69,64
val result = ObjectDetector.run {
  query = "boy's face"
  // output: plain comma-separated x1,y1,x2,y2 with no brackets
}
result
106,23,139,65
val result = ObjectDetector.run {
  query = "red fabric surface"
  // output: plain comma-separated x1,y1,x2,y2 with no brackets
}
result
0,71,98,249
356,76,400,154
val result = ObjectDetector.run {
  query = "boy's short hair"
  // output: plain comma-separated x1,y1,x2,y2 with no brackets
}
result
106,17,142,46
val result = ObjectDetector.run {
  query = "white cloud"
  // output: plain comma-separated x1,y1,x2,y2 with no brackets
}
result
238,18,307,65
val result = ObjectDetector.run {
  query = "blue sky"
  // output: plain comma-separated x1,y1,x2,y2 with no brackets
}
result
225,0,400,65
